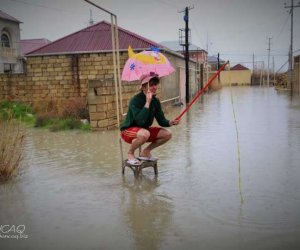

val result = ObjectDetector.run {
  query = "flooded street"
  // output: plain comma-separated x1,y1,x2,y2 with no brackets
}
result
1,86,300,250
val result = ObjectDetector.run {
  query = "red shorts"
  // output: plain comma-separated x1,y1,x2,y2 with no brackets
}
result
121,127,162,144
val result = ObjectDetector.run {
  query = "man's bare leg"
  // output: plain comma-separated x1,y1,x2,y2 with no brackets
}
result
128,129,150,160
140,128,172,158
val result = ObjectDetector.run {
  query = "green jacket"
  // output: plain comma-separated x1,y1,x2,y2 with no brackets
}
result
120,91,170,130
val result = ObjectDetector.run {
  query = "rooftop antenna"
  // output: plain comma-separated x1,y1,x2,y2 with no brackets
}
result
89,9,94,26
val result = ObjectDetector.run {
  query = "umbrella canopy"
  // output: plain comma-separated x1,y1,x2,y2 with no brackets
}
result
121,46,175,82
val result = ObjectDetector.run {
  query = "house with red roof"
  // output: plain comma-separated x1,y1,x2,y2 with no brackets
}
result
25,21,198,105
27,21,167,56
21,38,51,55
230,64,249,71
1,20,196,130
220,63,251,86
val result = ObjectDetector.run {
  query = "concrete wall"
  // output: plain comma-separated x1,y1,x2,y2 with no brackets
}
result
220,70,251,86
157,53,197,105
160,55,182,103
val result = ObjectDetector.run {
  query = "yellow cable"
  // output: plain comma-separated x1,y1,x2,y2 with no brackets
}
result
229,74,244,204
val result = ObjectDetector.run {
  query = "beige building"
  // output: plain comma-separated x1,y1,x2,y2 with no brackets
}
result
220,64,251,86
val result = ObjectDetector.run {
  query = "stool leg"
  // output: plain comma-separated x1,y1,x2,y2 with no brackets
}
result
154,163,158,176
122,162,125,175
134,166,139,178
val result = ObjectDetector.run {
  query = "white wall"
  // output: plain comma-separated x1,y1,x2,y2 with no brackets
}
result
0,18,23,73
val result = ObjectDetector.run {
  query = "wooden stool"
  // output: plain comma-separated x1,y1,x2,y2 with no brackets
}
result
122,159,158,177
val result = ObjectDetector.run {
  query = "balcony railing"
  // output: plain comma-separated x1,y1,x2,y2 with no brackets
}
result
0,47,17,58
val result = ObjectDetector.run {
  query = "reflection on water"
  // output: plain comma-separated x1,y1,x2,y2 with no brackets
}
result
1,87,300,250
122,176,173,250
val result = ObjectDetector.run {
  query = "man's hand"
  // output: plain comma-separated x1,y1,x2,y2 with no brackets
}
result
145,90,152,108
169,119,180,126
146,90,153,103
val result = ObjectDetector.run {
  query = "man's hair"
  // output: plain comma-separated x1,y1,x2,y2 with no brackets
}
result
141,76,160,89
149,76,159,84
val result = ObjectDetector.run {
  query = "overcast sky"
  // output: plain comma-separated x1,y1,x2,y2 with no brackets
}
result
2,0,300,71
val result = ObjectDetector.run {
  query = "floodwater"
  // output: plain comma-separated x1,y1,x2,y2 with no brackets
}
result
1,86,300,250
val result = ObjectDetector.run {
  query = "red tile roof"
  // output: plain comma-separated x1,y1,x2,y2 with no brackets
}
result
0,10,21,23
21,39,51,55
27,21,165,56
231,64,249,70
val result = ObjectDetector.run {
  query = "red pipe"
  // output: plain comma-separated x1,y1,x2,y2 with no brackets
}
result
175,61,229,121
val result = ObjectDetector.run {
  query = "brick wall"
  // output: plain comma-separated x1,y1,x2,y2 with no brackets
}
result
87,79,163,131
0,52,129,104
0,51,183,130
88,80,134,130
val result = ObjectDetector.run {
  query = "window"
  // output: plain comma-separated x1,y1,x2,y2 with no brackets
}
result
1,34,10,48
3,63,13,73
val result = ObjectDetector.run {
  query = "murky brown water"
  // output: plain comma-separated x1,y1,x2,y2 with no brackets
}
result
1,86,300,250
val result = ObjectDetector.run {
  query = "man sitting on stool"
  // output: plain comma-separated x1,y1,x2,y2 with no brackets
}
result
120,73,179,165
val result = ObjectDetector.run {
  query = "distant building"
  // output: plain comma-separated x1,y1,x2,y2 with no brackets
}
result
21,38,51,55
0,10,23,73
230,64,249,71
220,64,251,86
160,40,208,89
160,40,207,63
207,55,226,71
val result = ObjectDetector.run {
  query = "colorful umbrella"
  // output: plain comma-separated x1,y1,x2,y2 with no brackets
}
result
121,46,175,82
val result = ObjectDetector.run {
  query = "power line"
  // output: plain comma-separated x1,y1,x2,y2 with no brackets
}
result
152,0,181,9
189,20,206,50
276,60,289,73
274,13,290,42
7,0,66,11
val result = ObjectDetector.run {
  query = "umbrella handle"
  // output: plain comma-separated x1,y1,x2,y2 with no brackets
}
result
175,61,229,121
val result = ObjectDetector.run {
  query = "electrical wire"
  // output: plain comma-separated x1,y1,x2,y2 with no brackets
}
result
276,59,289,73
273,13,290,42
7,0,66,11
152,0,181,9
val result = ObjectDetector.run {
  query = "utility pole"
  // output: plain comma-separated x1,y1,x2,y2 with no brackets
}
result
284,0,300,95
273,56,275,86
252,53,255,72
260,61,265,87
267,37,272,87
179,6,194,103
185,7,190,103
252,53,255,85
217,53,220,82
